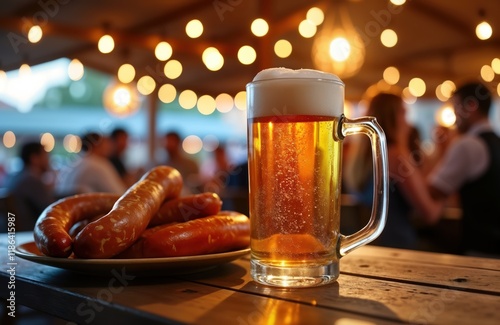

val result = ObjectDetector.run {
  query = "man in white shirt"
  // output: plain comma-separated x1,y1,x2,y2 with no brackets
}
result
428,82,500,256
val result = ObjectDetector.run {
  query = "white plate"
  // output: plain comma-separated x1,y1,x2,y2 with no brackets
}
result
15,242,250,276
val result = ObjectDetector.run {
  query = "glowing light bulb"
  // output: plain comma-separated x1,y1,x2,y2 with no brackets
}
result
329,37,351,62
98,34,115,53
28,25,43,43
476,21,492,40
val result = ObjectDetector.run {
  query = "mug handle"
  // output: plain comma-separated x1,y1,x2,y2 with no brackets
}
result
335,114,389,257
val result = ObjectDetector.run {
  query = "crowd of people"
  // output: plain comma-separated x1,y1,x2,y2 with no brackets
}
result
344,81,500,257
2,81,499,257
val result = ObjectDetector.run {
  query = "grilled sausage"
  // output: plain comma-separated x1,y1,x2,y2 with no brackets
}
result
34,193,119,257
73,166,182,258
148,192,223,227
117,212,250,258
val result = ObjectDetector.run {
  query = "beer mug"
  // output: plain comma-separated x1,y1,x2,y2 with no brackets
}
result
246,68,388,287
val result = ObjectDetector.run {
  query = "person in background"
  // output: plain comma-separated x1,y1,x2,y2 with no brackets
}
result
162,131,200,194
201,145,231,194
344,92,443,249
5,142,55,231
109,127,134,186
428,82,500,257
57,132,126,196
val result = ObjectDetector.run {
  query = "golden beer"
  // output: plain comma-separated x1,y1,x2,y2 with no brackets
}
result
247,68,388,288
248,115,342,266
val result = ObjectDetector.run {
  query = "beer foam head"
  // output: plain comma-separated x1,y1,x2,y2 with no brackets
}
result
247,68,344,118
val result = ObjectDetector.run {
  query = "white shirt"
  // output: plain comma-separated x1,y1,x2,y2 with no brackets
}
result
57,154,126,195
429,121,493,195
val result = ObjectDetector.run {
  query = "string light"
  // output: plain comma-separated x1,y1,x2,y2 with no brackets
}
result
312,3,366,78
306,7,324,26
251,18,269,37
155,41,173,61
63,134,81,153
390,0,406,5
3,131,16,148
104,81,141,116
234,91,247,111
137,76,156,95
298,19,317,38
19,63,31,77
186,19,203,38
202,47,224,71
408,77,426,97
197,95,216,115
98,34,115,53
179,90,197,109
238,45,256,65
68,59,84,81
492,58,500,74
476,21,492,40
28,25,43,43
274,39,292,58
383,66,400,85
215,93,234,113
182,135,203,154
480,65,495,82
40,133,55,152
435,105,456,128
381,29,398,47
118,63,136,83
164,59,183,79
158,84,176,103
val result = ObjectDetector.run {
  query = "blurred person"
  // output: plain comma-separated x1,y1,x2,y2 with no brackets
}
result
344,92,443,249
57,132,126,196
162,131,200,193
201,145,231,194
5,142,55,231
428,82,500,256
108,127,136,186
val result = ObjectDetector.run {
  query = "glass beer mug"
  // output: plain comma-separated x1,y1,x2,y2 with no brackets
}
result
246,68,388,288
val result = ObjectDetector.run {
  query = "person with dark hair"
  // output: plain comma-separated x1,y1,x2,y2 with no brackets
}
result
57,132,126,195
162,131,200,194
428,81,500,256
6,141,54,231
108,127,132,184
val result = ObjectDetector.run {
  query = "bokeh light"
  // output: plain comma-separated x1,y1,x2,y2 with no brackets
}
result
155,41,173,61
40,133,55,152
118,63,136,83
251,18,269,37
137,76,156,95
182,135,203,154
215,93,234,113
158,84,176,103
186,19,203,38
274,39,292,58
164,59,183,79
179,89,197,109
3,131,16,148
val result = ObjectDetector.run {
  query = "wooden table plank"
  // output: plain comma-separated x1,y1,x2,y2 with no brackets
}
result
351,245,500,270
340,255,500,294
2,232,499,325
178,258,500,325
1,259,403,325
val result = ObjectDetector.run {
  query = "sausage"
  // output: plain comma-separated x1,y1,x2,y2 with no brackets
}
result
34,193,119,257
73,166,183,259
148,192,223,227
116,212,250,258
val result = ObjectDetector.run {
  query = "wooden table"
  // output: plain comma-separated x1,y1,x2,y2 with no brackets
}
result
1,232,499,325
